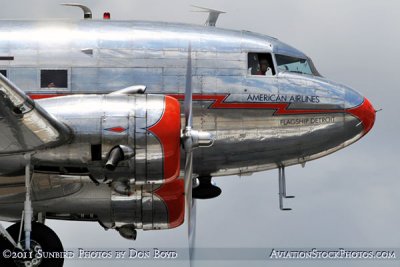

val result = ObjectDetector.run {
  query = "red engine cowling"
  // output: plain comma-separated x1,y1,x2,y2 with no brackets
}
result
146,96,181,184
94,94,182,185
33,94,181,186
102,95,184,229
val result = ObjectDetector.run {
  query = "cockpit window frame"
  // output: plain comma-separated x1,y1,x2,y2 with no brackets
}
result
307,57,322,77
274,54,322,77
247,52,276,77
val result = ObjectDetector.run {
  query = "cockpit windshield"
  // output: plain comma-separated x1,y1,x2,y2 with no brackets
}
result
275,54,321,77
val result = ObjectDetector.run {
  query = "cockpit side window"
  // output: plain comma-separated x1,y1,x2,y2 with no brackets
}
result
275,54,321,76
248,53,276,76
40,70,68,89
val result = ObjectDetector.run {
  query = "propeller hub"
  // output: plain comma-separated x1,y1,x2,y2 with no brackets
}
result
182,128,214,152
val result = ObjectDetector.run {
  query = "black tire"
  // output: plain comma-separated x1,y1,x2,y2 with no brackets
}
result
0,222,64,267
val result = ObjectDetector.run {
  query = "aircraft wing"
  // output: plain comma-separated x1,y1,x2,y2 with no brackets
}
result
0,74,71,155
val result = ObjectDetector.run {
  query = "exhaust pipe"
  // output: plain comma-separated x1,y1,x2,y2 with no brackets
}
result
105,145,134,171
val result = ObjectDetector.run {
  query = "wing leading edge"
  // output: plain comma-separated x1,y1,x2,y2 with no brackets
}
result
0,74,71,155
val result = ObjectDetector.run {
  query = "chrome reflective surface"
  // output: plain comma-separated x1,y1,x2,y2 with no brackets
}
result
29,94,170,186
0,19,375,228
0,174,173,230
0,74,70,155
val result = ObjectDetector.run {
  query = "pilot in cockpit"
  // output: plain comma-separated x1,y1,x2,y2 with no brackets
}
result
256,57,272,76
248,53,273,76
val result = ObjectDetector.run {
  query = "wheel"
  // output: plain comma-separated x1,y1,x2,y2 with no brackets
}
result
0,222,64,267
193,176,222,199
193,184,222,199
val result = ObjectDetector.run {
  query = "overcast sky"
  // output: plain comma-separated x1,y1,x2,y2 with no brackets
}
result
1,0,399,267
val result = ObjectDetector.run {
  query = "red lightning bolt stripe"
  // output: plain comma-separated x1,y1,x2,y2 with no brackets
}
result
29,93,349,116
168,94,344,115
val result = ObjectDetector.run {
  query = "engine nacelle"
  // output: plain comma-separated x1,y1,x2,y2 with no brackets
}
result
34,94,181,186
111,179,185,230
0,174,185,231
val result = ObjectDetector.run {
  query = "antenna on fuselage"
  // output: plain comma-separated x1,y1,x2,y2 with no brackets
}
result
61,3,92,19
191,5,226,27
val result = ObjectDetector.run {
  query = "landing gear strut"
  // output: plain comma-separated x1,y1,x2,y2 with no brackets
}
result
278,166,295,211
192,176,221,199
0,154,65,266
24,154,33,251
0,222,64,267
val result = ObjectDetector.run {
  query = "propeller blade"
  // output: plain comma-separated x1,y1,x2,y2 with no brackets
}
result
181,42,211,262
184,43,193,129
184,150,193,236
189,198,197,259
182,41,194,241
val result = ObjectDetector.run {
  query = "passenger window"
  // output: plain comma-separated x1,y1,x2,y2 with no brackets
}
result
40,70,68,88
248,53,275,76
0,70,6,77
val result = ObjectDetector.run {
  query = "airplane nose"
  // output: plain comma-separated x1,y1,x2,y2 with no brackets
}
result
346,97,376,136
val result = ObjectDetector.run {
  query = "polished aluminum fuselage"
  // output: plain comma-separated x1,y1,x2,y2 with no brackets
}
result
0,20,367,176
0,20,374,224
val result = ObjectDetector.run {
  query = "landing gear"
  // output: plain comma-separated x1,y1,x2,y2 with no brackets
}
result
192,176,221,199
23,154,33,251
0,222,64,267
278,166,295,211
0,154,64,266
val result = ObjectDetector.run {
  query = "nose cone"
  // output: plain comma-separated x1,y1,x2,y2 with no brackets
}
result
347,97,376,136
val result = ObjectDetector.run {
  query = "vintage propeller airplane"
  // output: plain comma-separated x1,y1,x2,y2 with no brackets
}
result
0,4,375,266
